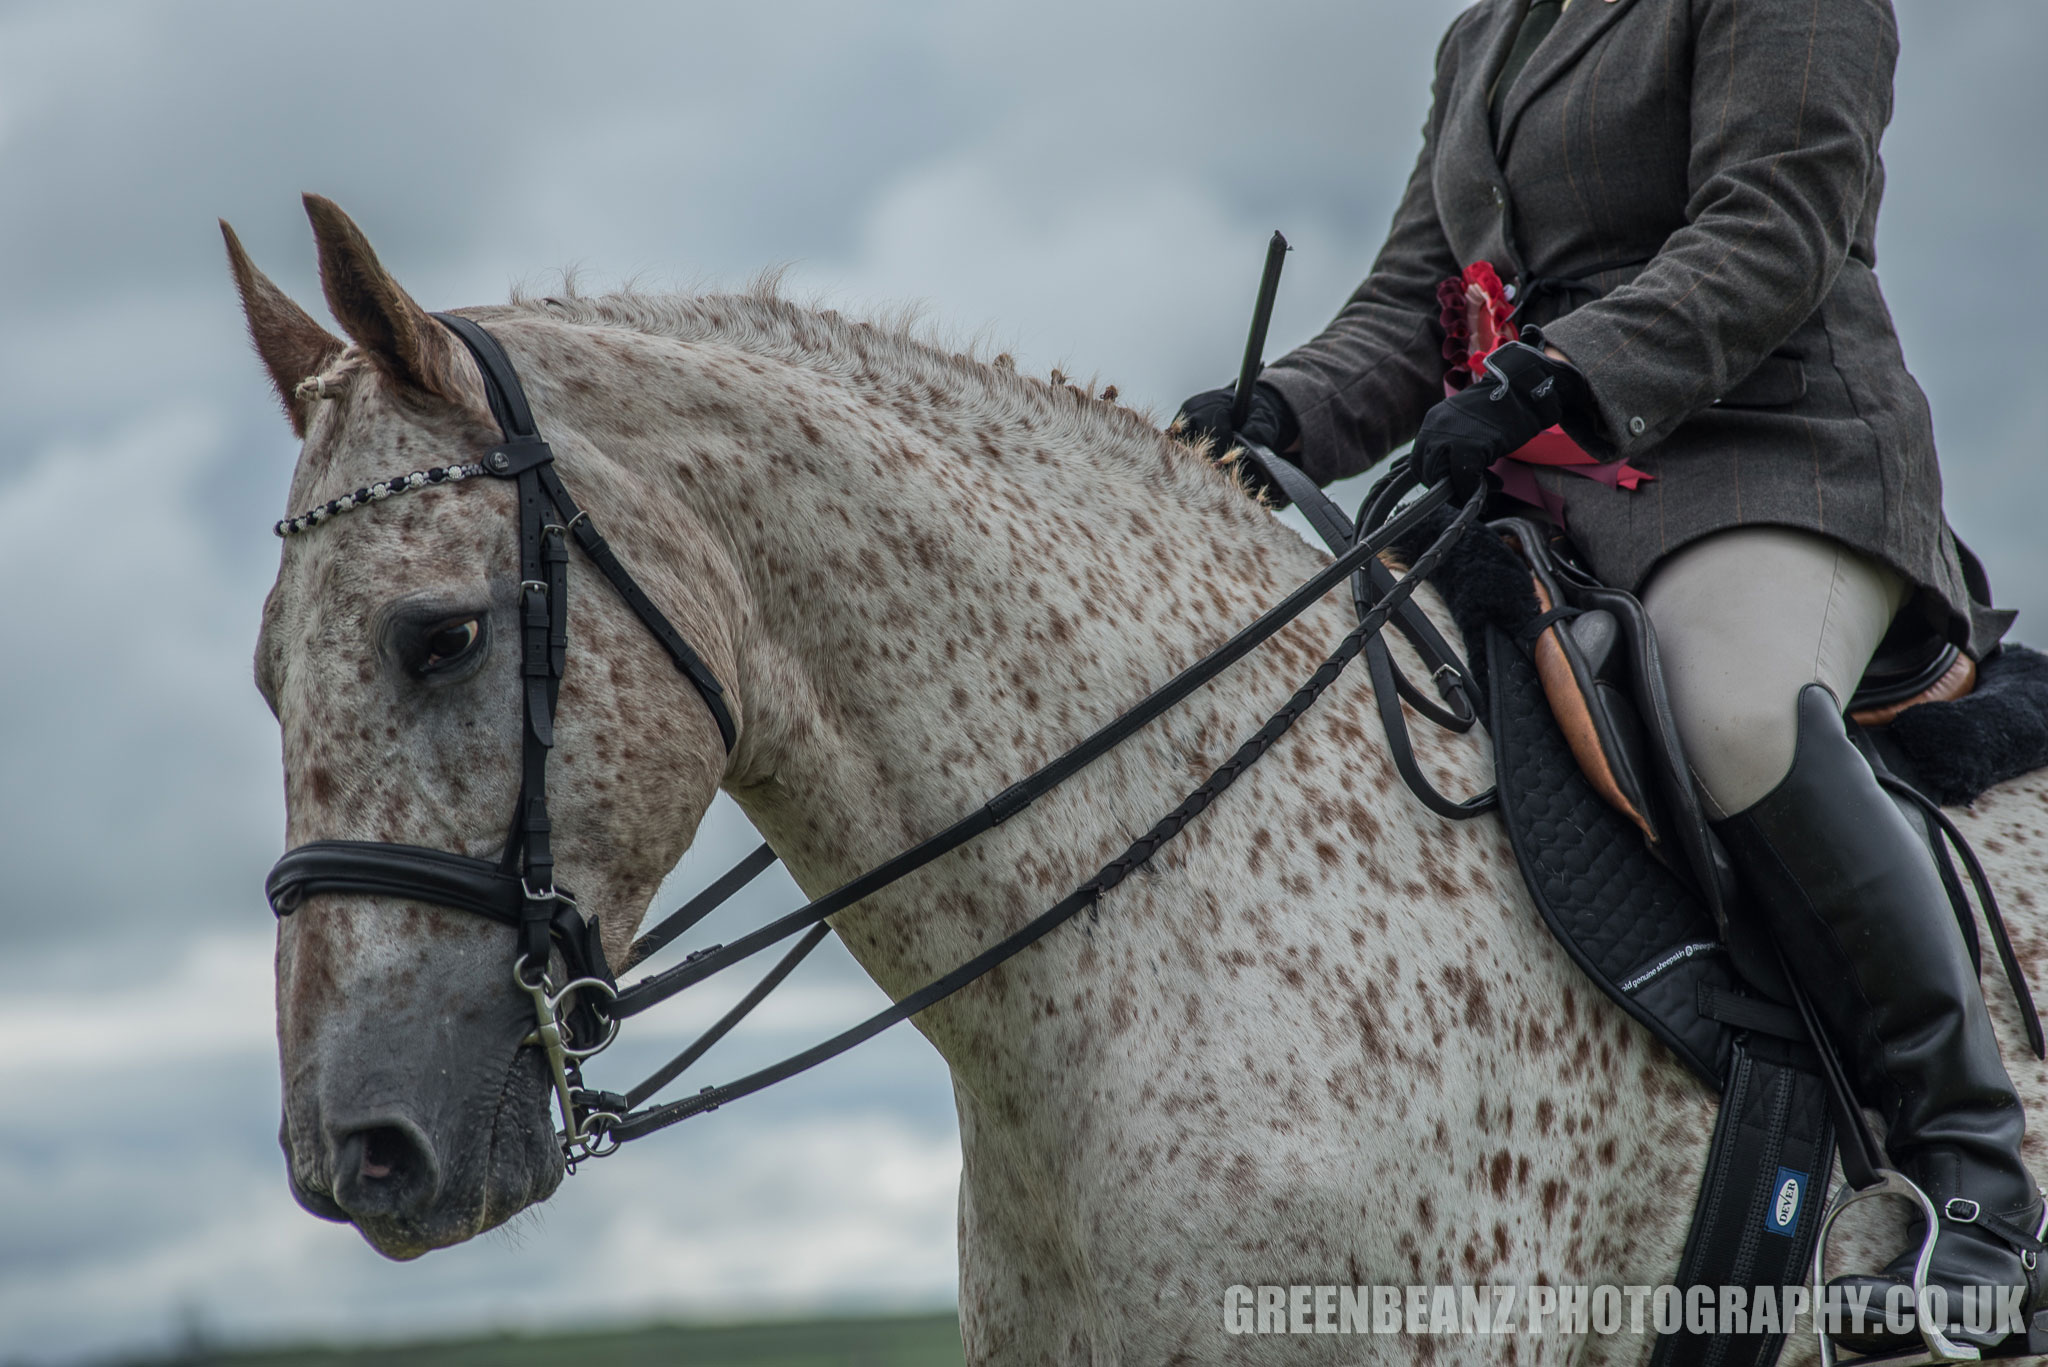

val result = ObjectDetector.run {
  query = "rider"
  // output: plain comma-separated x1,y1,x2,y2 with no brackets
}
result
1178,0,2039,1351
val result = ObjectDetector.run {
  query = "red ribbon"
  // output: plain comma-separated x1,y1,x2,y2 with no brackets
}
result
1483,426,1652,526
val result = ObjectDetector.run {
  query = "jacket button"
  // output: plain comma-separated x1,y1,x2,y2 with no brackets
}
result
1492,184,1506,206
1628,416,1647,437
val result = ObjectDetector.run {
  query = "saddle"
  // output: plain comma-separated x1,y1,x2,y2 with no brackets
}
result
1495,516,2048,1013
1396,511,2048,1367
1511,513,1977,864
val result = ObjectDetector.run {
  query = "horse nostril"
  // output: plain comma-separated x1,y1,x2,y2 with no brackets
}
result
360,1126,407,1181
331,1118,441,1218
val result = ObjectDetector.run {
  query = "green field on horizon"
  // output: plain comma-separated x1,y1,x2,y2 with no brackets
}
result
134,1313,966,1367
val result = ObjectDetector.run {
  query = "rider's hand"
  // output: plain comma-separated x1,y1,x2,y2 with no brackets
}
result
1412,340,1591,497
1175,381,1302,505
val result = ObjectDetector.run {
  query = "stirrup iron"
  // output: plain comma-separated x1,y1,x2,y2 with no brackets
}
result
1814,1169,1980,1366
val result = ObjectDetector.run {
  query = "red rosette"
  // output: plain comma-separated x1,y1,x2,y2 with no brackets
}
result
1438,261,1518,392
1459,262,1518,374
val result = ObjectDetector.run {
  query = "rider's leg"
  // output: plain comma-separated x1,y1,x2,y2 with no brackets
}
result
1644,525,1904,819
1645,526,2041,1351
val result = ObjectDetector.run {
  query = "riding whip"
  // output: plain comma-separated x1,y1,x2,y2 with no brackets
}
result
1228,230,1289,432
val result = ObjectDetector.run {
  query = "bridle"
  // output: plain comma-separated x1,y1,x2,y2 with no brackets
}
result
266,313,735,1161
263,315,1490,1168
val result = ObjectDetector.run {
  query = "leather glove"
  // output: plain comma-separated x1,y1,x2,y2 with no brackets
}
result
1412,340,1593,497
1175,380,1303,505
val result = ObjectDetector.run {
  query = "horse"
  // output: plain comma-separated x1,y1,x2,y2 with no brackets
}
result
228,195,2048,1364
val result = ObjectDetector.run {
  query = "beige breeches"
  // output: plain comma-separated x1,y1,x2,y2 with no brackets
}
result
1643,526,1910,820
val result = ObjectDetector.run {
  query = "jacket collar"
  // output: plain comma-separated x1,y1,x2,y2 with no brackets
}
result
1495,0,1637,155
1475,0,1535,114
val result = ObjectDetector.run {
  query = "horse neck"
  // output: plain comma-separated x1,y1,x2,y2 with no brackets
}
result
513,304,1358,994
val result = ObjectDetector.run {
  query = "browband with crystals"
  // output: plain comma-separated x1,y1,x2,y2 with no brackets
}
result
275,462,487,537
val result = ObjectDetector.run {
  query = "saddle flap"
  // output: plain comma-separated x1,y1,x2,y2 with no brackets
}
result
1549,607,1667,844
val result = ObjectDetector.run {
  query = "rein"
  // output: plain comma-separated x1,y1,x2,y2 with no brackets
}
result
263,316,1489,1166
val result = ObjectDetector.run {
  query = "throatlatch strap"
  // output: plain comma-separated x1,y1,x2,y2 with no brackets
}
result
532,464,734,750
431,312,737,755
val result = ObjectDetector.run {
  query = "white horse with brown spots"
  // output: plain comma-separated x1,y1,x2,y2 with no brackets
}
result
230,196,2048,1364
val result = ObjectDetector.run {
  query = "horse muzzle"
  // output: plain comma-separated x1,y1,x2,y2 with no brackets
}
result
278,1011,566,1258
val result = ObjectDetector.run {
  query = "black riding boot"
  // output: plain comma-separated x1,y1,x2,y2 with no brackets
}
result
1716,685,2043,1353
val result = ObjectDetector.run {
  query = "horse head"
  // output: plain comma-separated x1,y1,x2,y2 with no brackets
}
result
229,196,734,1257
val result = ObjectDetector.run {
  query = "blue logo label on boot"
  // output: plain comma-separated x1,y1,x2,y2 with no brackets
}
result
1766,1167,1806,1237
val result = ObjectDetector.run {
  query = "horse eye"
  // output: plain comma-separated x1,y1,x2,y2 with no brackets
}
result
421,619,481,671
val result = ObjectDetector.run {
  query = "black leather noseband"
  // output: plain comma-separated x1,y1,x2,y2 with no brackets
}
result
266,838,606,976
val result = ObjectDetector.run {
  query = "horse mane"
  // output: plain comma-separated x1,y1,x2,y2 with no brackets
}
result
472,274,1256,509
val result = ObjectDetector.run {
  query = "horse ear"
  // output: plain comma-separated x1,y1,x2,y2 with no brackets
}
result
301,193,471,403
221,220,342,437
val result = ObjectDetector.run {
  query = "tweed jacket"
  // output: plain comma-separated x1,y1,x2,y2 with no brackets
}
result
1260,0,1993,651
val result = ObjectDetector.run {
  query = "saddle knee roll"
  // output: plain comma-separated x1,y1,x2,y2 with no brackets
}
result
1529,589,1666,849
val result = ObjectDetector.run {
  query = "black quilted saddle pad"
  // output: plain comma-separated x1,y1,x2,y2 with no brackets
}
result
1389,509,1737,1081
1485,621,1739,1083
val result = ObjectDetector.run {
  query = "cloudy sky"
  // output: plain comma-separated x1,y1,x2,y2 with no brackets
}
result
3,2,2043,1361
